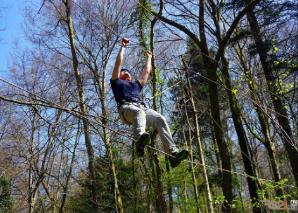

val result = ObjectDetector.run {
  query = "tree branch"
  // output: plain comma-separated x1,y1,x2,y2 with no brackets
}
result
216,0,261,61
151,1,201,47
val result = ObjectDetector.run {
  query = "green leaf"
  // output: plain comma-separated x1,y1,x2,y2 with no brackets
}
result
232,88,238,95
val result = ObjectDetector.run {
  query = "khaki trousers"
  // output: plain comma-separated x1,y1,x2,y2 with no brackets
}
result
119,103,179,154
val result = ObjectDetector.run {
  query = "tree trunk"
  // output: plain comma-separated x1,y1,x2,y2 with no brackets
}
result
182,105,200,213
245,0,298,186
149,7,167,212
201,56,233,213
59,124,80,213
89,50,124,212
182,58,214,213
221,56,261,212
235,44,283,196
28,111,37,213
198,1,233,211
64,0,98,210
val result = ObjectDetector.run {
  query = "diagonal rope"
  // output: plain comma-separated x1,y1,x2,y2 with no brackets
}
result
0,0,296,190
145,145,298,189
1,76,297,190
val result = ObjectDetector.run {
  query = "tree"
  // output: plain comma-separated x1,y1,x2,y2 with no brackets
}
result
0,0,297,211
0,176,12,213
243,0,298,186
151,0,263,211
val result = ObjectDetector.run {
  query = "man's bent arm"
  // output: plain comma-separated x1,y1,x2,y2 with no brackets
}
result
138,51,152,86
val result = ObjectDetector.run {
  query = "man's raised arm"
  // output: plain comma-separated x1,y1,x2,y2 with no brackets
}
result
111,38,129,80
138,51,153,86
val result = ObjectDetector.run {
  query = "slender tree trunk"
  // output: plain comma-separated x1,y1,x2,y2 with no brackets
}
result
63,0,98,210
59,124,80,213
235,44,283,196
90,54,124,212
221,56,261,212
182,107,200,213
202,52,232,213
149,4,167,211
158,79,173,213
245,1,298,186
28,111,37,213
182,58,214,213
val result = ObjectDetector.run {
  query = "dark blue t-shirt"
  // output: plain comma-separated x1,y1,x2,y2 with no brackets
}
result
110,78,143,107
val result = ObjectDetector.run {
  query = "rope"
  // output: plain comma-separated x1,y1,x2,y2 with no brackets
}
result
0,1,296,190
145,145,298,189
129,0,296,147
134,1,295,149
0,75,297,189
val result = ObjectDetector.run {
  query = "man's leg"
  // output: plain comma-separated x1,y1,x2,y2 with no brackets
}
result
144,108,189,167
120,104,150,156
120,104,146,138
144,108,179,154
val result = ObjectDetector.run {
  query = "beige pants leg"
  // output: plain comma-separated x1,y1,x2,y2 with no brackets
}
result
119,103,179,154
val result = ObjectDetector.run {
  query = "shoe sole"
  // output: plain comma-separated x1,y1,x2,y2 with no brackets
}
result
178,150,189,160
170,150,189,168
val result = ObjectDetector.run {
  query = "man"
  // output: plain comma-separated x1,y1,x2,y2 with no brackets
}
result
110,38,189,168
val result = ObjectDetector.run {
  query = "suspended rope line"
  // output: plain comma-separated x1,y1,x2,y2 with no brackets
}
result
0,3,296,188
145,145,298,189
179,66,297,150
1,76,297,190
0,55,296,152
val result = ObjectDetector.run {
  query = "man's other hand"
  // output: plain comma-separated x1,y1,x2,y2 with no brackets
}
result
121,38,129,47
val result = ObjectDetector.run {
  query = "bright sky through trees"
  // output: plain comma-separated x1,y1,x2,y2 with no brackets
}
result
0,1,27,76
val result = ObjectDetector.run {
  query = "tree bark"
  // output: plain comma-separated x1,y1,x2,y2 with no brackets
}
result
197,1,233,211
235,44,283,196
182,102,200,213
89,50,124,213
28,111,37,213
149,2,167,211
63,0,98,210
244,1,298,186
221,56,261,212
182,58,214,213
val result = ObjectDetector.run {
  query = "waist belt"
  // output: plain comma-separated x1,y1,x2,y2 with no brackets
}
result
118,97,146,109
